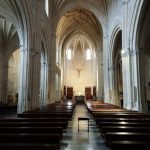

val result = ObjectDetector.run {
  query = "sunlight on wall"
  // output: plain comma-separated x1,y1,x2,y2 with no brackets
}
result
45,0,49,16
7,49,20,103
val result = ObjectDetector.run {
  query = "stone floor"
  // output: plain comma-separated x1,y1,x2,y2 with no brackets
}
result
60,104,109,150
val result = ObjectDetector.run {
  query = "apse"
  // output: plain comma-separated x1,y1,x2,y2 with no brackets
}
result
56,8,102,100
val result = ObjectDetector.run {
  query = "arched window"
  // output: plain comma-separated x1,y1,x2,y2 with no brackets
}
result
86,48,91,60
45,0,49,16
67,48,72,60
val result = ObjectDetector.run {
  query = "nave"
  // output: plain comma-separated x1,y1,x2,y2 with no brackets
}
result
0,100,150,149
60,104,108,150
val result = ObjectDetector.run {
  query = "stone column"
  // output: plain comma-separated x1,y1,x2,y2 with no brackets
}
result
103,33,111,103
97,49,103,100
18,1,41,113
17,45,31,113
31,0,41,109
137,50,148,112
49,29,57,103
128,0,145,112
122,0,133,110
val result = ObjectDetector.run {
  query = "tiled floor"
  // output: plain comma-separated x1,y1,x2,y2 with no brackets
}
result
60,104,109,150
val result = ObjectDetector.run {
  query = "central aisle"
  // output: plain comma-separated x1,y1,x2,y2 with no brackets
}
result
60,103,109,150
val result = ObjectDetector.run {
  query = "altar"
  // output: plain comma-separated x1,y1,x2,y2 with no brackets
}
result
74,95,85,103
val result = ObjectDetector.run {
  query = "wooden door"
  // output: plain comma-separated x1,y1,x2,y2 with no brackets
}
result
64,86,66,96
85,87,92,100
93,86,96,97
67,87,73,99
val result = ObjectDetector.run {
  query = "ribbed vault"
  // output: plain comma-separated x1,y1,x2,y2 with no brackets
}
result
56,7,102,57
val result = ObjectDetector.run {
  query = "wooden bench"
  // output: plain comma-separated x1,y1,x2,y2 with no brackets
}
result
0,133,61,144
18,113,72,120
90,109,134,112
105,132,150,145
95,118,150,126
90,109,128,113
0,118,69,123
97,121,150,128
93,113,150,119
110,141,150,150
78,117,89,132
0,143,59,150
0,126,63,139
0,121,68,129
0,104,17,113
33,109,73,113
101,126,150,135
95,117,150,124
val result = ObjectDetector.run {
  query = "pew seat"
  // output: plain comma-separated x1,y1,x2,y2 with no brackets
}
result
0,118,69,123
18,113,72,120
110,141,150,150
0,121,67,129
105,132,150,145
0,126,63,139
0,143,59,150
95,118,150,124
93,113,150,119
0,133,60,144
101,126,150,134
97,121,150,128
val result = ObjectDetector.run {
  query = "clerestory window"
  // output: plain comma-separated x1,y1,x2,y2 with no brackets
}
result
67,49,72,60
45,0,49,16
86,48,91,60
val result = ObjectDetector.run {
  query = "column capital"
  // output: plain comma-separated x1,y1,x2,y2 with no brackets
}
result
122,49,139,57
122,0,130,5
128,49,139,56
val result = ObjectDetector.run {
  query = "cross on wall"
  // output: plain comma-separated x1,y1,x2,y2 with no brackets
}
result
76,69,82,78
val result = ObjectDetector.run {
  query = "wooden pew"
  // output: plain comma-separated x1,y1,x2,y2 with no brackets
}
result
89,109,127,113
0,121,68,129
30,102,75,113
0,126,63,139
95,118,150,124
85,100,150,149
0,104,17,113
110,141,150,150
101,126,150,135
93,113,150,119
105,132,150,144
18,113,72,120
97,121,150,128
0,133,60,144
32,109,73,113
0,101,76,149
0,118,69,123
0,143,59,150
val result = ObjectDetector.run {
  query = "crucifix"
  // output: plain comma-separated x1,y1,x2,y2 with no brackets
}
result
76,69,82,78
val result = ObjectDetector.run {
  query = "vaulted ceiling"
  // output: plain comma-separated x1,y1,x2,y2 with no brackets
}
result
0,18,19,54
54,0,112,63
56,7,102,56
53,0,108,18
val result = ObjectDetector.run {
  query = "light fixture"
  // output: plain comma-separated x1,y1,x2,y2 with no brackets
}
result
121,49,125,55
67,102,72,106
78,92,81,96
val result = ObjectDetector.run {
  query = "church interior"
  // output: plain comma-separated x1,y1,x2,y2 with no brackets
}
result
0,0,150,149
